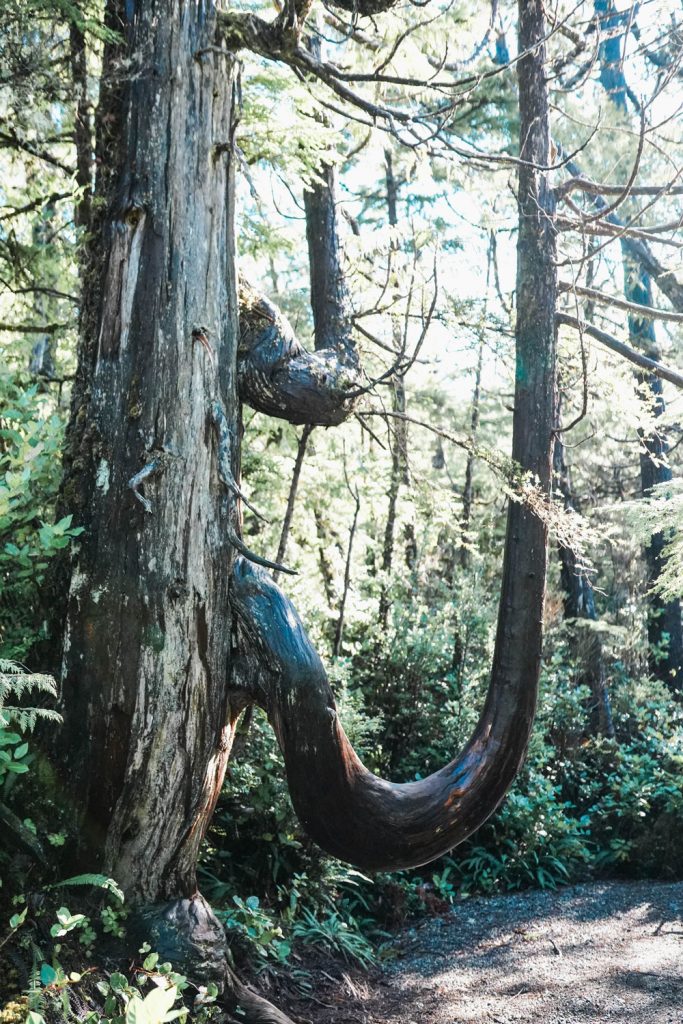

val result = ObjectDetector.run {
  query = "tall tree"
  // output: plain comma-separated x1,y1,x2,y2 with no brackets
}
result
592,0,683,689
47,2,558,1021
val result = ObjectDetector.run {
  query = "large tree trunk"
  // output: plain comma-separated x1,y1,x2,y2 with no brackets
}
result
57,0,239,905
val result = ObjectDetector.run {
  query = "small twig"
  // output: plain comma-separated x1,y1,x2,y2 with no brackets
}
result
211,402,269,523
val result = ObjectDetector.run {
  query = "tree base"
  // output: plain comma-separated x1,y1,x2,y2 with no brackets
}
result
130,895,295,1024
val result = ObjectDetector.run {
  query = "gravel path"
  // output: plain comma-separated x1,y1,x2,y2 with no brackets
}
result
306,881,683,1024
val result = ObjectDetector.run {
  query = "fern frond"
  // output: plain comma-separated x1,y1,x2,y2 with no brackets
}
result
0,660,61,732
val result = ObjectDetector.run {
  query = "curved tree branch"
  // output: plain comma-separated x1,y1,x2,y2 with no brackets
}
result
232,525,541,872
237,279,361,426
228,0,557,875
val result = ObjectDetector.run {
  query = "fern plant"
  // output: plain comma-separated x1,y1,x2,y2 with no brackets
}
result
0,660,61,731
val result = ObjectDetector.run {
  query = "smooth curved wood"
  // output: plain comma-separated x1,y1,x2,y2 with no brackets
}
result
237,281,359,426
232,514,541,873
231,0,557,873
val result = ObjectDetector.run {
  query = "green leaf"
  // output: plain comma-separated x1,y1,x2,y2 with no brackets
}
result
110,972,128,991
125,995,149,1024
14,741,28,758
40,963,57,986
138,984,178,1024
53,873,125,902
9,906,27,928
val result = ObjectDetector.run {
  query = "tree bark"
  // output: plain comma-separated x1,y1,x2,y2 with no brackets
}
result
230,0,557,875
56,0,240,904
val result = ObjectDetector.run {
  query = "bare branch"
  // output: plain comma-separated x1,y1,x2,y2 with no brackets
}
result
557,313,683,389
0,321,66,334
559,281,683,324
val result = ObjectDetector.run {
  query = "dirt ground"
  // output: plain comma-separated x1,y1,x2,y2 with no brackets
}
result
299,880,683,1024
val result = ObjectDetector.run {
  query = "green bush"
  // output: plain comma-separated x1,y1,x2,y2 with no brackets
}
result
0,373,81,659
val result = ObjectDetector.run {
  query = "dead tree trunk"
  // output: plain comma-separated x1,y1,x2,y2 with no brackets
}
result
378,149,410,627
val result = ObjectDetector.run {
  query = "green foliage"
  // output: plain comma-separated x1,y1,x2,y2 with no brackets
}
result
0,375,81,659
292,908,376,968
616,479,683,601
0,660,60,732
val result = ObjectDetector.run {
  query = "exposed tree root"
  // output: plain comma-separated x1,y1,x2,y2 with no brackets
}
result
130,894,296,1024
222,968,296,1024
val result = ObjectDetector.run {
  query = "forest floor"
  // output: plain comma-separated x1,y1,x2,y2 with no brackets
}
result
288,880,683,1024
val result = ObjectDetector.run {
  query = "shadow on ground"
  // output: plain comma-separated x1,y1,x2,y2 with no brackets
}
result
298,881,683,1024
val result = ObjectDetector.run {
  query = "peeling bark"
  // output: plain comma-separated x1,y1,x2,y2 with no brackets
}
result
57,0,239,904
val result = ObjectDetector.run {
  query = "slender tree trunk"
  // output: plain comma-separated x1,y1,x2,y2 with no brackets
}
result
56,0,240,905
303,159,355,360
69,19,93,232
273,425,313,580
378,149,410,627
333,484,360,657
627,266,683,688
460,336,484,568
589,2,683,690
554,434,615,737
314,508,337,609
